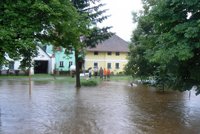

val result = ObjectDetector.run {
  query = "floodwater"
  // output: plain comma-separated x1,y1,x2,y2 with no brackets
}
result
0,79,200,134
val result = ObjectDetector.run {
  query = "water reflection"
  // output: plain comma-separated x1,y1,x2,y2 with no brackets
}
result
0,80,200,134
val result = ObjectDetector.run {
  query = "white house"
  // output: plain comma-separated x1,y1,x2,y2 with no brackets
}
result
1,46,55,75
30,46,55,74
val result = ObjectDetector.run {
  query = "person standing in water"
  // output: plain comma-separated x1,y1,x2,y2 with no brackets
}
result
99,67,103,80
103,68,107,80
88,68,92,78
107,68,111,80
94,67,98,78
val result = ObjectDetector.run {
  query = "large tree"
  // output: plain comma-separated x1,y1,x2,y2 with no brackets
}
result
1,0,112,88
125,8,157,81
0,0,40,68
128,0,200,93
0,0,81,71
71,0,113,87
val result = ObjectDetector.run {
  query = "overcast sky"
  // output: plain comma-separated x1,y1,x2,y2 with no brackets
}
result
99,0,143,41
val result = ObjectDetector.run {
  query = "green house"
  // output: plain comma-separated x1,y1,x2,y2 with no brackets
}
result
45,45,75,73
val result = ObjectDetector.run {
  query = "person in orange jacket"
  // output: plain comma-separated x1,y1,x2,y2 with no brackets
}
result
107,68,111,80
103,68,107,80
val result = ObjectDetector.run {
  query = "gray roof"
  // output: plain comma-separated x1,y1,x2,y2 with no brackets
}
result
87,35,129,52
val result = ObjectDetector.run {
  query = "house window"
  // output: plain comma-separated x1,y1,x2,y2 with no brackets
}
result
94,62,98,68
9,61,14,70
69,61,73,68
116,52,120,56
115,63,120,69
94,51,98,55
107,52,112,55
107,63,111,69
60,61,64,67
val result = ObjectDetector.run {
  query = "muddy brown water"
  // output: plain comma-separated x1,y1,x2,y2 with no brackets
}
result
0,79,200,134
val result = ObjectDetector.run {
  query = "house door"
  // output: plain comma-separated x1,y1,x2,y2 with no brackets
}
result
34,60,48,74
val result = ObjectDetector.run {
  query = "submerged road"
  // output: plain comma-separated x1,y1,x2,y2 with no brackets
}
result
0,79,200,134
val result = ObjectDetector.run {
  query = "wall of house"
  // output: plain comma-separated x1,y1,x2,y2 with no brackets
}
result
31,46,53,74
55,50,75,71
1,60,21,70
85,51,128,74
1,53,21,71
46,45,75,72
1,46,54,75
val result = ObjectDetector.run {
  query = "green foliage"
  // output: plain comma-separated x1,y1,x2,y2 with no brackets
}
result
34,0,84,48
127,0,200,94
71,0,113,48
0,0,81,69
125,43,157,80
71,0,113,87
125,11,157,80
0,1,39,67
1,0,112,88
81,79,98,86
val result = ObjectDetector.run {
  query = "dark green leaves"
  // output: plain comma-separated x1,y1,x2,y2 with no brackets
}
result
127,0,200,93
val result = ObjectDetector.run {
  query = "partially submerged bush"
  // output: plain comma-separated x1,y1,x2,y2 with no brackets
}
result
81,79,98,86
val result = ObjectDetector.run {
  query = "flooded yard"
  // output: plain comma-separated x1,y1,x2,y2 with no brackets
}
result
0,79,200,134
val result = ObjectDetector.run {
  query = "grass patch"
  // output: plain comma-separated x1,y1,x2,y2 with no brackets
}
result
0,74,53,79
0,74,133,85
0,74,76,83
54,76,76,83
81,78,99,86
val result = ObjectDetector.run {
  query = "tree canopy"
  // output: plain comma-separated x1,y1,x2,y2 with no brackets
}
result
127,0,200,94
1,0,112,87
0,0,81,69
71,0,113,87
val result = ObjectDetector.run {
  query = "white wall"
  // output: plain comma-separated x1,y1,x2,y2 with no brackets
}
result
30,46,53,75
2,46,55,75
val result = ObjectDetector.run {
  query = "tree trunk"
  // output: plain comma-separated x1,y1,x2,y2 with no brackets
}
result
28,67,32,96
162,83,165,92
75,50,81,88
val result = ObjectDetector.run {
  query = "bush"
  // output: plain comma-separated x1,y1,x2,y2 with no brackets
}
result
81,79,98,86
116,71,125,76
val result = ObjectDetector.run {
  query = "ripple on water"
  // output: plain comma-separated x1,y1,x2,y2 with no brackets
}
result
0,80,200,134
